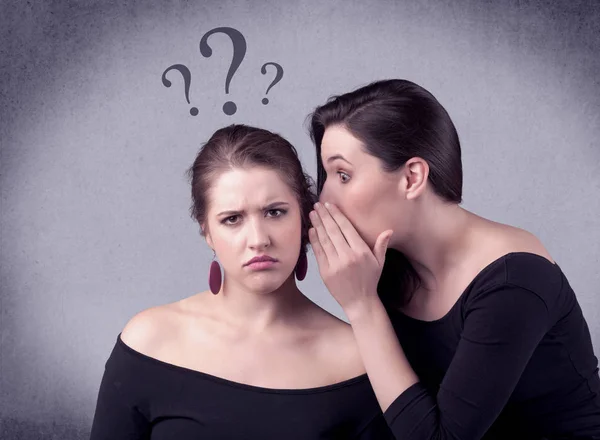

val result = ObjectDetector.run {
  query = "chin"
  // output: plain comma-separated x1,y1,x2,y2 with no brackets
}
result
246,274,289,294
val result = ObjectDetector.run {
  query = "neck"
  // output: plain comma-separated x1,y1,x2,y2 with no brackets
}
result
392,197,478,292
209,274,312,337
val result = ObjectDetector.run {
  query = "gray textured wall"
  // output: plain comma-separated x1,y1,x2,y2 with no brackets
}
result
1,0,599,438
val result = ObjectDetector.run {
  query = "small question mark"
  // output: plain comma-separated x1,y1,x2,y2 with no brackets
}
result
200,27,247,116
260,62,284,105
161,64,198,116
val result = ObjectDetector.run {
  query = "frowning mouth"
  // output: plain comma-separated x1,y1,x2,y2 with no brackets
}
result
244,255,278,269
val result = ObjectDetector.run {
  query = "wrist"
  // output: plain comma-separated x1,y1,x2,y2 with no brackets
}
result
345,294,384,324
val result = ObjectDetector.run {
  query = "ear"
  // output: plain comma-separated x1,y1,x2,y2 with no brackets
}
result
201,224,214,249
400,157,429,200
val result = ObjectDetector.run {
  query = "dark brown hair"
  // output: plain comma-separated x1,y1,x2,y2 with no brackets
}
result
308,79,463,309
186,124,317,254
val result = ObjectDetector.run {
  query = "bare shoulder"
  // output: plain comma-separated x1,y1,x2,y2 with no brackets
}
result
120,297,194,356
483,219,555,264
308,307,366,379
502,224,554,263
327,322,366,376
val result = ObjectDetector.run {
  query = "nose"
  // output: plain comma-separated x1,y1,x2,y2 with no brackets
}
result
319,182,334,205
247,217,271,250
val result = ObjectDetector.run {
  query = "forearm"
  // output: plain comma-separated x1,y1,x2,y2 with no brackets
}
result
346,297,419,412
346,284,554,440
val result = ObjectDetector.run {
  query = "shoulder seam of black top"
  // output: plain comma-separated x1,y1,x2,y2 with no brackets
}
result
389,252,558,326
503,282,551,313
465,273,551,313
504,251,558,266
114,333,372,395
465,254,556,307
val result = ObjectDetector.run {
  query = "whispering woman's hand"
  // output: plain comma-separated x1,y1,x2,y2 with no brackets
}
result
308,202,393,315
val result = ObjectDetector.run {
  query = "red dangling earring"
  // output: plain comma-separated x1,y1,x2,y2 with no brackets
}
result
208,251,222,294
295,252,308,281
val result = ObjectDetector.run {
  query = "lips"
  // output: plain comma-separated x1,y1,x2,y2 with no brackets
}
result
244,255,278,266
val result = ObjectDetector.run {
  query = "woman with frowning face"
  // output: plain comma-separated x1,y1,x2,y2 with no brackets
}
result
89,124,395,440
205,165,303,297
307,79,600,439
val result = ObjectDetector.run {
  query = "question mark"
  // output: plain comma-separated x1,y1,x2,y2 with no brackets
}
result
200,27,247,116
260,62,284,105
161,64,198,116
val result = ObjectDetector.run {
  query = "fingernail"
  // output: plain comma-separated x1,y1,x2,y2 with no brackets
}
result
314,202,321,209
324,202,331,208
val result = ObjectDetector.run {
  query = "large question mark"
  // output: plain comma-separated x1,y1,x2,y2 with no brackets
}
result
260,62,284,105
161,64,198,116
199,27,247,116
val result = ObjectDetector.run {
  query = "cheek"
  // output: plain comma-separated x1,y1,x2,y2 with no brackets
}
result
210,221,245,248
212,230,241,264
328,186,370,226
280,213,302,244
342,196,372,233
329,184,384,246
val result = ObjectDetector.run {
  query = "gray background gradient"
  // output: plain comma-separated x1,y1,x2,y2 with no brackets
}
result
1,0,599,438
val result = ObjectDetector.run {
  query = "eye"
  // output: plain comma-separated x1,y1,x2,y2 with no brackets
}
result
337,171,351,183
266,209,286,218
221,215,240,225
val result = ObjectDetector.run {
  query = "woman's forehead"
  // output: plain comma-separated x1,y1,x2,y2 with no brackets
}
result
321,126,364,161
208,167,295,210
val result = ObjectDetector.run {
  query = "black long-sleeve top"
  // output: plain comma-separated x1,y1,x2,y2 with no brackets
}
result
383,252,600,439
89,332,394,439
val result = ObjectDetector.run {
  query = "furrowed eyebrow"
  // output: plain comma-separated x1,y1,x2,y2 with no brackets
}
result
216,201,290,217
217,209,243,217
264,201,290,209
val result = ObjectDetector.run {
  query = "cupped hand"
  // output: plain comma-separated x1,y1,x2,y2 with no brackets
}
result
308,202,393,314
